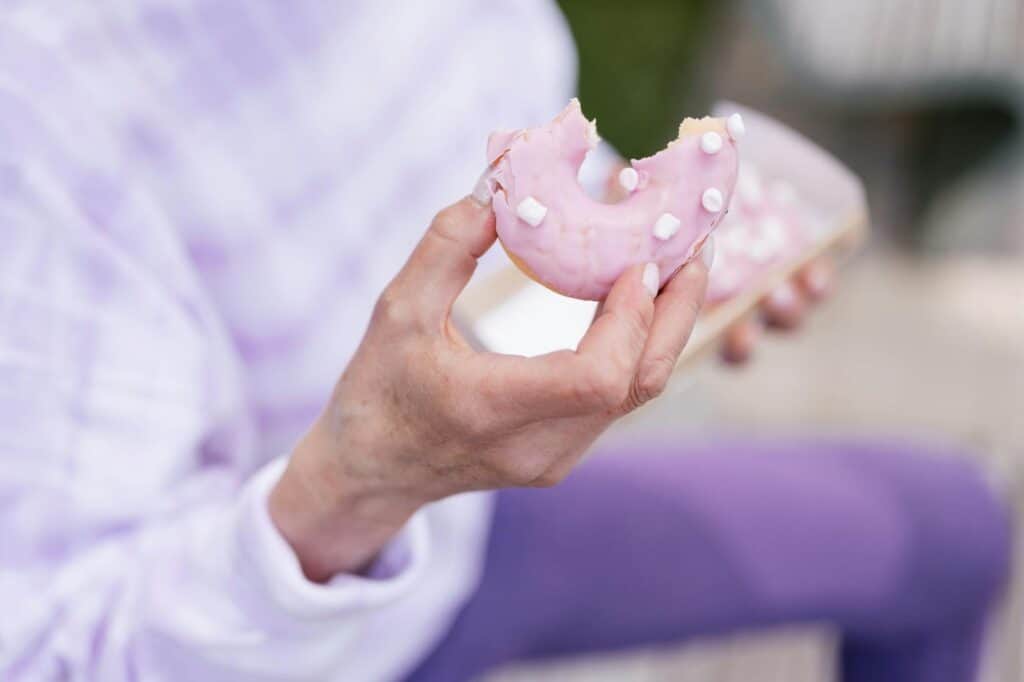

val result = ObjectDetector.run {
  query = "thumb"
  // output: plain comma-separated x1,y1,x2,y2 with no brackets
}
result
391,195,497,323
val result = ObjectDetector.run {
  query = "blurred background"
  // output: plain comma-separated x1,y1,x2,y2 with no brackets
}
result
489,1,1024,680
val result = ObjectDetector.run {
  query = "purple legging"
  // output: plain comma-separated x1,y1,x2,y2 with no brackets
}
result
407,440,1011,682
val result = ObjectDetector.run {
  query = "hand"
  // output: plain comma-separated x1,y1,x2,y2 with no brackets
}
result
269,196,710,581
720,258,835,365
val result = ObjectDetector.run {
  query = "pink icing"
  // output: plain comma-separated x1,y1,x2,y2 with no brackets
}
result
705,162,825,304
487,99,740,300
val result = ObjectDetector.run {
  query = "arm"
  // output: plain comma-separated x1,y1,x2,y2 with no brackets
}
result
3,187,707,679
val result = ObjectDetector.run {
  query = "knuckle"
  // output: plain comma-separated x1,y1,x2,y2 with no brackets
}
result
525,452,578,488
493,457,549,487
583,361,631,410
634,356,674,404
528,470,564,488
430,206,462,241
373,286,412,328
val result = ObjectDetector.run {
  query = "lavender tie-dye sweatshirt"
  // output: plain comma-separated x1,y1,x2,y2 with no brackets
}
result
0,1,579,679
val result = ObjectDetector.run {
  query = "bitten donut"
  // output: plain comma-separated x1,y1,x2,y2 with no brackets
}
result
484,99,742,300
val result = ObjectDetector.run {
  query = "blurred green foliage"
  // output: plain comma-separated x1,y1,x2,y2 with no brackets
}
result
557,0,715,158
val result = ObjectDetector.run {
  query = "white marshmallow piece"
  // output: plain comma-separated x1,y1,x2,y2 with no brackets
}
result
727,113,745,141
700,131,723,155
652,212,681,240
618,167,639,192
586,118,601,147
516,196,547,227
701,187,724,213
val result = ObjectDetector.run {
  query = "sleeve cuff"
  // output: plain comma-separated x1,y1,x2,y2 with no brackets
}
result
234,456,431,620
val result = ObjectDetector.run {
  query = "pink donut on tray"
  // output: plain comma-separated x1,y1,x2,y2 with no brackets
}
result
702,101,869,307
483,99,743,301
705,162,822,304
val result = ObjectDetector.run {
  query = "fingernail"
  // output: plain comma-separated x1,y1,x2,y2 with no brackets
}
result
700,234,716,269
768,281,797,310
470,168,494,206
642,262,659,297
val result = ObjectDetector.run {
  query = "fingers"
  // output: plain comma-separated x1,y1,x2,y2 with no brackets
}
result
761,280,806,329
575,262,657,407
388,196,497,324
721,317,762,365
761,257,835,329
475,263,656,419
632,258,709,402
798,258,834,302
723,256,836,364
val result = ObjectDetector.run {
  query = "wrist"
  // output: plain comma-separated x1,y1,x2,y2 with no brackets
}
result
268,426,425,583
